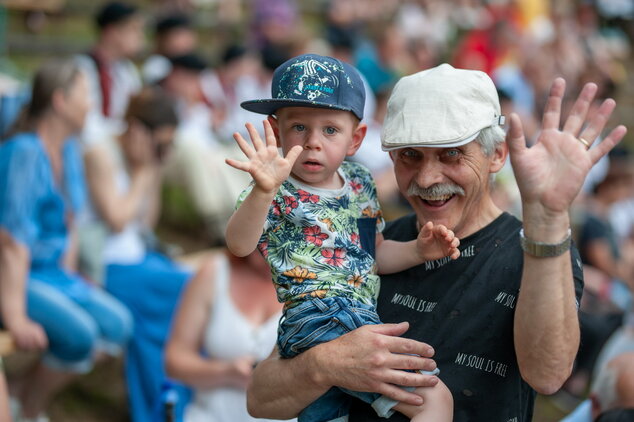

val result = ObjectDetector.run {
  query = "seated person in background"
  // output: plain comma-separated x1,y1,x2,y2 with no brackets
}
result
0,58,132,421
159,52,253,246
561,351,634,421
81,87,191,422
75,1,143,140
226,54,457,421
165,250,293,422
142,13,197,85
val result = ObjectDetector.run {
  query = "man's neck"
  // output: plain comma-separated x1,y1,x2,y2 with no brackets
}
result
92,43,122,64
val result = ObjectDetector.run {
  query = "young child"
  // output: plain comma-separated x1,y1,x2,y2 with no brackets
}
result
225,54,457,422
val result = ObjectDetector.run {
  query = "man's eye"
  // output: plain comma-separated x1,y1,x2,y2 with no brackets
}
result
400,149,419,159
445,149,460,158
324,127,337,135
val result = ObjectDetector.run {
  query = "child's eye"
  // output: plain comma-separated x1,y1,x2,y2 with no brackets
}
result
293,124,305,132
324,127,337,135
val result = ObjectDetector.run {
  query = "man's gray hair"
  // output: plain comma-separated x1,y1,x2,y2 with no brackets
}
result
476,125,506,156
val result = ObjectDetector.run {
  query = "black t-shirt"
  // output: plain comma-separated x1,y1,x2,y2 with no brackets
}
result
349,212,584,422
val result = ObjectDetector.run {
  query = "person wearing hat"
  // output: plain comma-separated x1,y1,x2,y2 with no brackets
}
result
245,63,628,421
75,1,144,141
225,54,459,421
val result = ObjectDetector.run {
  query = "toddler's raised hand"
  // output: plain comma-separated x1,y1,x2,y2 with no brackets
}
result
416,222,460,262
226,120,303,194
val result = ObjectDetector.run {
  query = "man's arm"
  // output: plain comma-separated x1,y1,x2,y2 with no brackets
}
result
507,79,627,394
248,322,439,419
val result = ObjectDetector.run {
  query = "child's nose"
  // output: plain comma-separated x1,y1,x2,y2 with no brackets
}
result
304,131,321,150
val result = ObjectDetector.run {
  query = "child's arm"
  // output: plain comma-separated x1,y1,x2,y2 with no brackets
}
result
225,120,303,257
376,222,460,274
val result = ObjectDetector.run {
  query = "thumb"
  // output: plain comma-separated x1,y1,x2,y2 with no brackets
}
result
419,221,433,237
505,113,527,161
369,322,410,337
285,145,304,166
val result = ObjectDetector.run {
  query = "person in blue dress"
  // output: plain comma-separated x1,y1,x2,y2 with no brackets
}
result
0,58,133,421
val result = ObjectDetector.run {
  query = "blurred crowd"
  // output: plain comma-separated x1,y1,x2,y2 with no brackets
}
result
0,0,633,421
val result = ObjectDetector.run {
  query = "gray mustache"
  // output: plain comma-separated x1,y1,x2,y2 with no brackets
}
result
407,182,465,198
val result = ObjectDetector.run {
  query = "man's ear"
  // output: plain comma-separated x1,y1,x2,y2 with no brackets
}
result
267,115,281,148
489,141,508,174
347,122,367,156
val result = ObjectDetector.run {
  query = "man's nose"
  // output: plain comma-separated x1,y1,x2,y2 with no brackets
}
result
414,160,444,188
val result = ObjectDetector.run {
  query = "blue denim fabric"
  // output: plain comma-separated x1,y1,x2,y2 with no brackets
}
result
278,297,399,422
26,277,133,373
105,252,191,422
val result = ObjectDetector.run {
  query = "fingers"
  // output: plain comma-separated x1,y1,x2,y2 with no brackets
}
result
577,98,616,148
588,125,627,165
225,157,251,173
246,122,265,151
376,372,439,405
263,119,278,148
505,113,527,157
562,83,598,136
541,78,566,130
368,321,411,338
233,131,256,159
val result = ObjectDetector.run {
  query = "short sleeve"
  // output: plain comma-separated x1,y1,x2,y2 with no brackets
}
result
346,161,385,234
0,138,40,247
570,242,585,310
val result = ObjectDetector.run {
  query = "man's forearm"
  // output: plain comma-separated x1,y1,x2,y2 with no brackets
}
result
247,348,329,419
514,214,579,394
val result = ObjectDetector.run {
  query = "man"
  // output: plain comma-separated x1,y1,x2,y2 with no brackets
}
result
76,1,144,141
246,63,627,421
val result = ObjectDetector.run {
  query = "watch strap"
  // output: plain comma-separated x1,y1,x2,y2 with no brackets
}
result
519,228,572,258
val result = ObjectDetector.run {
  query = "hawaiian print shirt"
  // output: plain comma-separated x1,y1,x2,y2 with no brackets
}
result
237,161,385,309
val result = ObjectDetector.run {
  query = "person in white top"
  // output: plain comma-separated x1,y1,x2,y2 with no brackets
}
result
81,87,193,422
75,1,143,143
166,250,294,422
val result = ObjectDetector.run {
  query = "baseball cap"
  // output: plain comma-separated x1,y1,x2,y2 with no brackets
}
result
241,53,366,120
381,63,505,151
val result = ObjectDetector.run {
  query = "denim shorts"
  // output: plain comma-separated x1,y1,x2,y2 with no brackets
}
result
278,296,406,422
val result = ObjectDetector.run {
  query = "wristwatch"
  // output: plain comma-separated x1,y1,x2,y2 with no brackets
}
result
519,228,572,258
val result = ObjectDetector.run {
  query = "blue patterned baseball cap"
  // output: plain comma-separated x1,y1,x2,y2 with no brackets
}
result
241,53,366,120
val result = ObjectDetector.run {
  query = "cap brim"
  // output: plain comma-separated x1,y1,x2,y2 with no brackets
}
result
381,131,480,151
241,99,355,117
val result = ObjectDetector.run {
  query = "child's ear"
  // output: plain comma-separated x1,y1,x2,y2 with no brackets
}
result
267,115,281,147
347,122,367,156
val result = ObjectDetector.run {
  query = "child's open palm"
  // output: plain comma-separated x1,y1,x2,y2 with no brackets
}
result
416,222,461,262
226,120,303,194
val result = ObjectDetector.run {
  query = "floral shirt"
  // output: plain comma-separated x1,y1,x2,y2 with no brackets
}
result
237,161,385,308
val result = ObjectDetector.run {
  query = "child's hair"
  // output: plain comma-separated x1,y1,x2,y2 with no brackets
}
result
4,58,81,140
